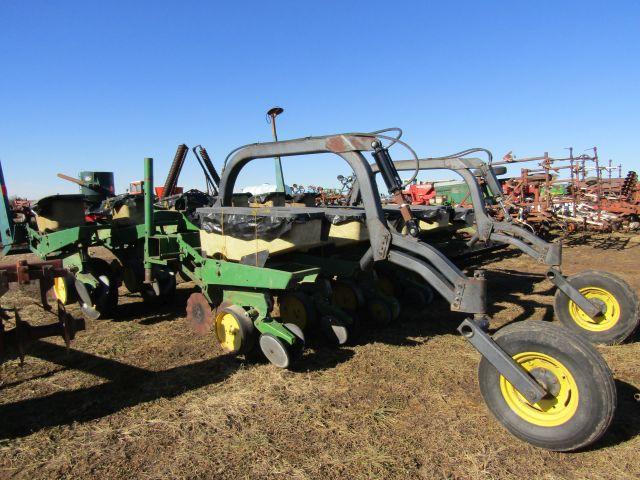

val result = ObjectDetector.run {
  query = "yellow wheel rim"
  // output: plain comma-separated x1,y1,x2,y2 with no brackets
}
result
280,295,307,329
53,277,68,304
376,276,395,297
215,312,242,352
500,352,579,427
333,283,359,311
569,286,620,332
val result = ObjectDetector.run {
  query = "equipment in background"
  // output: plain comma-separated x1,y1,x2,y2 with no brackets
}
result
403,182,436,205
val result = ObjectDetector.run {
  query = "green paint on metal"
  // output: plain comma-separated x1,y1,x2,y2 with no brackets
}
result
143,157,154,274
222,290,270,320
62,252,99,288
255,318,296,346
27,225,105,258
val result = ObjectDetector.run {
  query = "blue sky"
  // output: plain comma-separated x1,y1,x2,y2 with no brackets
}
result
1,1,639,198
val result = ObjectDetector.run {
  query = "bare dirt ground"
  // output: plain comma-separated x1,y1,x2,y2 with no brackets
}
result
0,234,639,480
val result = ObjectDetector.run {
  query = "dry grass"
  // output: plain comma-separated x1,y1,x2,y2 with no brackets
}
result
0,236,639,479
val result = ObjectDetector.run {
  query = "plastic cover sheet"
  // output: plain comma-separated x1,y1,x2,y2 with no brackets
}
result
195,208,318,241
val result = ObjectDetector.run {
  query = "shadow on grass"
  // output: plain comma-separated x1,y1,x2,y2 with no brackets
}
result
587,379,640,450
0,337,355,440
564,233,639,251
0,340,243,439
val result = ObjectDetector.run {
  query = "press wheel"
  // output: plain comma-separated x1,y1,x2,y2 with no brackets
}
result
259,334,291,368
141,267,177,303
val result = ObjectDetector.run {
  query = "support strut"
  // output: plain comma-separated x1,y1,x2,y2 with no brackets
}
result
458,318,547,404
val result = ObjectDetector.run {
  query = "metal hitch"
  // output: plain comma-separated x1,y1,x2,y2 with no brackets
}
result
546,267,603,318
457,318,547,404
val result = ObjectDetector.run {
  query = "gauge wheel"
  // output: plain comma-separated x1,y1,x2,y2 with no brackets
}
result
367,298,394,326
331,279,365,313
52,273,77,305
375,275,396,297
77,258,119,320
404,285,433,309
279,292,316,330
554,270,640,344
141,268,177,302
214,304,256,354
478,321,616,451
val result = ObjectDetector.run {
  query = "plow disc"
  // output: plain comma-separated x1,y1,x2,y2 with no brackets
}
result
186,292,214,336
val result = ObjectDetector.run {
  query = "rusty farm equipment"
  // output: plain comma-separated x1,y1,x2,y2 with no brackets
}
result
492,149,640,233
0,260,85,362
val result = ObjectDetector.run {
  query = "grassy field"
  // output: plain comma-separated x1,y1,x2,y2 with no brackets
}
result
1,235,639,479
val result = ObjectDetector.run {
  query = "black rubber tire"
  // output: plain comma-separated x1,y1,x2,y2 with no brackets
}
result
478,321,616,451
141,268,177,303
79,258,119,319
331,279,365,313
554,270,640,345
367,298,394,326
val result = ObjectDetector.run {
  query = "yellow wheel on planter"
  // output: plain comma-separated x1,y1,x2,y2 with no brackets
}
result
331,280,364,312
554,270,639,344
53,275,75,305
214,304,255,354
279,292,316,330
479,321,615,451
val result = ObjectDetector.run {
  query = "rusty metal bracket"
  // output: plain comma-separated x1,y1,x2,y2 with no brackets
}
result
325,135,376,154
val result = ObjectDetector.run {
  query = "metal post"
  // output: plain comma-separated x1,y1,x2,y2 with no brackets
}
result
144,157,154,283
567,147,577,216
593,147,602,221
267,107,285,193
